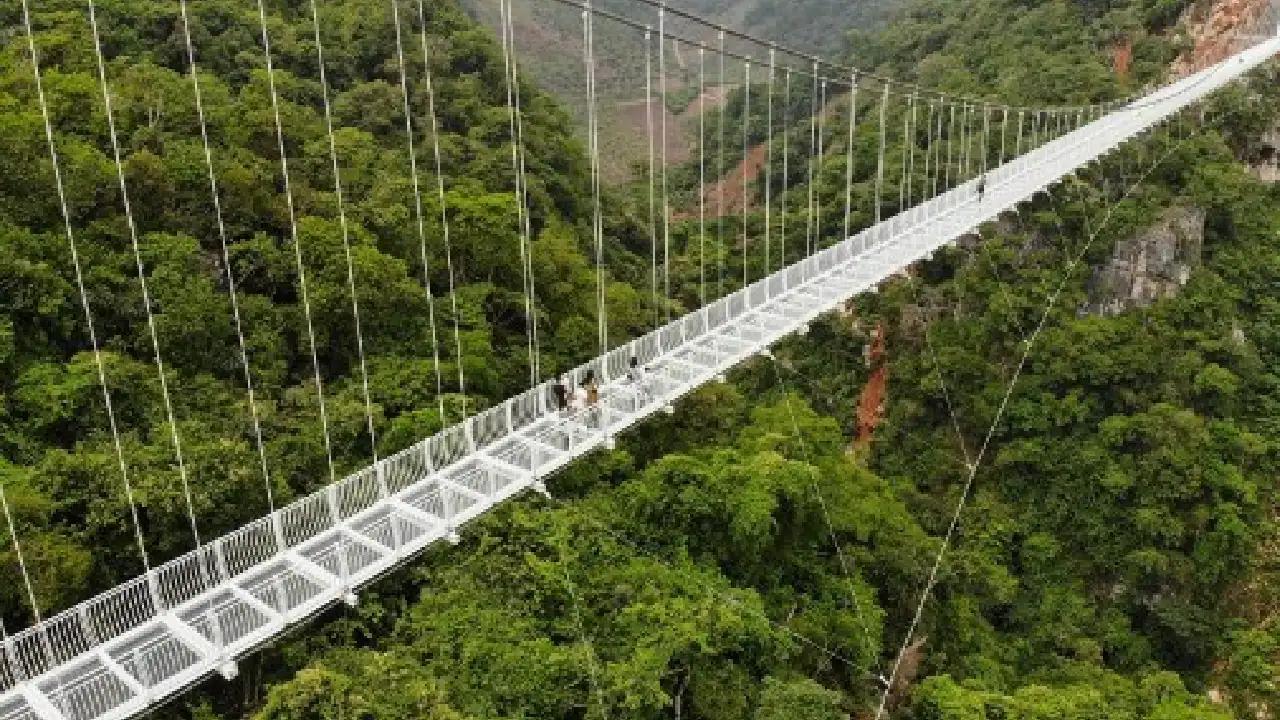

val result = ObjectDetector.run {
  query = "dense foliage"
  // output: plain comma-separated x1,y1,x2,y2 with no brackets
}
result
0,0,654,619
2,0,1279,718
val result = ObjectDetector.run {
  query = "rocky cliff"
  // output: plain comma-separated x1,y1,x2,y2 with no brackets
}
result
1083,206,1206,316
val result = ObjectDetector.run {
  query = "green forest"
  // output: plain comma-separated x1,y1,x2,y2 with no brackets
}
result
1,0,1279,718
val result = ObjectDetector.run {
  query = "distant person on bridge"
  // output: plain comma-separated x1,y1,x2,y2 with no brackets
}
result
627,356,649,404
977,173,987,203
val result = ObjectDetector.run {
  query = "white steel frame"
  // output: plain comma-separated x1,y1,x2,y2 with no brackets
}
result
3,35,1278,720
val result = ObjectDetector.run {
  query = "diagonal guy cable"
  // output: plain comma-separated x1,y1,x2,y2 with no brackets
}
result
872,117,1209,720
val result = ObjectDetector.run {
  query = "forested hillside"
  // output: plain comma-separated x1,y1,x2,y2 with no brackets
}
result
460,0,906,183
2,0,1280,718
0,0,653,621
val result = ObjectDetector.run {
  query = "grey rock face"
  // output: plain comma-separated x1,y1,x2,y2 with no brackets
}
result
1084,206,1206,317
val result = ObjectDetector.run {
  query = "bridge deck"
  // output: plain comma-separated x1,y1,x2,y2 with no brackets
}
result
3,34,1278,720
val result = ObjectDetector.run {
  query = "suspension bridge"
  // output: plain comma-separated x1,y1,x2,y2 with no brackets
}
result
3,0,1279,717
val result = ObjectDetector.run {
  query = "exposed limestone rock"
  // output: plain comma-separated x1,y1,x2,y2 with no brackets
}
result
1253,127,1280,183
1083,206,1206,316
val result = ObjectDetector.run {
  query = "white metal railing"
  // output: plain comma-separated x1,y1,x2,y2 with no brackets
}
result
1,33,1277,720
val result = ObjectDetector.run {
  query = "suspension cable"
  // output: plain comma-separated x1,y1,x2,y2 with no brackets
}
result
584,2,607,358
256,0,337,482
965,104,974,177
767,364,877,662
998,106,1009,166
930,102,942,199
87,0,173,573
946,103,956,190
416,0,468,419
659,6,672,323
717,31,727,299
805,62,818,256
907,93,918,208
496,0,536,389
872,109,1208,720
843,72,859,241
645,28,659,324
546,0,1121,113
741,59,752,288
923,101,935,200
558,551,611,720
874,81,888,224
310,0,378,461
814,78,828,247
898,92,911,213
391,0,446,421
1,483,53,665
1015,109,1025,158
780,68,792,267
24,0,157,604
698,47,707,307
764,50,775,275
507,4,540,383
980,105,991,176
177,0,274,517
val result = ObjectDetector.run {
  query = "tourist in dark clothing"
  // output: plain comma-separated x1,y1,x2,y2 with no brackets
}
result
552,376,568,413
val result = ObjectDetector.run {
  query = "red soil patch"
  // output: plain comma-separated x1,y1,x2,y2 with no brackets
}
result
696,141,769,218
855,324,888,449
1114,37,1133,81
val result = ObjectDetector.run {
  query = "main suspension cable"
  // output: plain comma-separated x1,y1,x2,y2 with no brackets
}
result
547,0,1121,112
